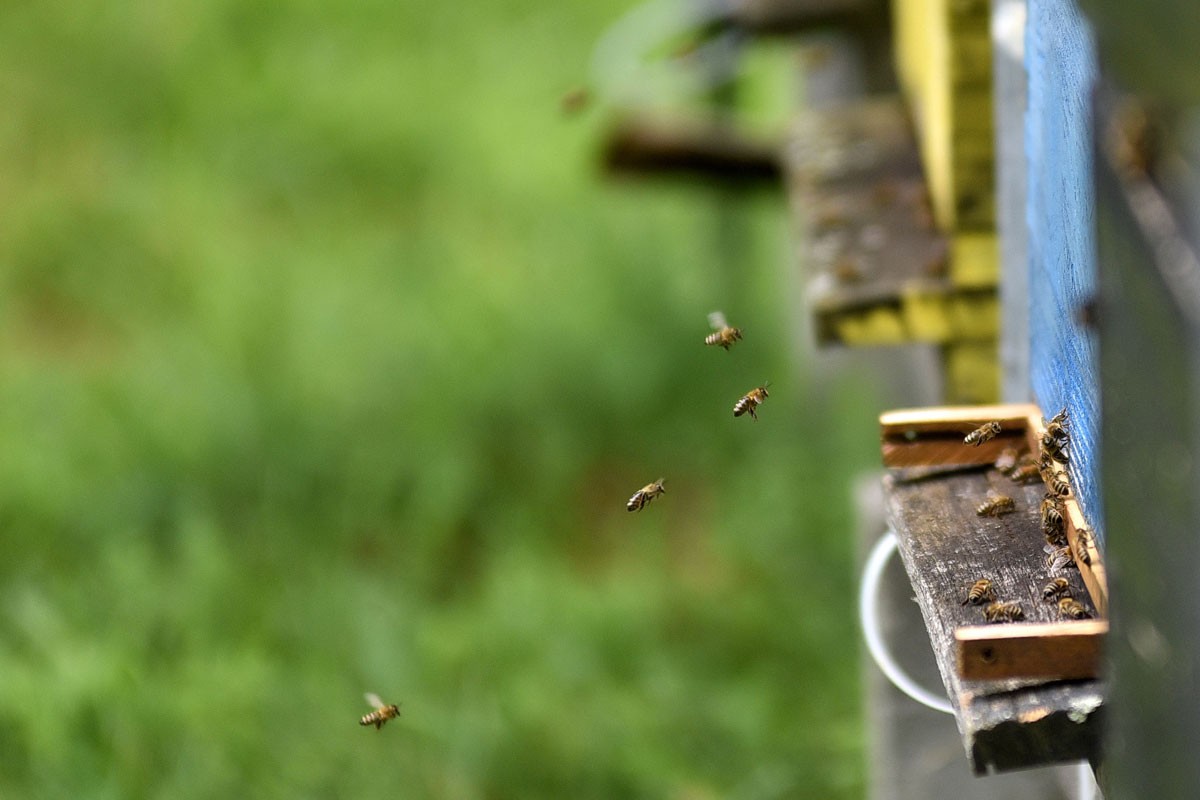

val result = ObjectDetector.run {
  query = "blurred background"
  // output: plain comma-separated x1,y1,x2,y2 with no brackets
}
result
0,2,887,797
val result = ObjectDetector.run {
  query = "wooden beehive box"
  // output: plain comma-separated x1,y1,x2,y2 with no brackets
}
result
880,403,1106,773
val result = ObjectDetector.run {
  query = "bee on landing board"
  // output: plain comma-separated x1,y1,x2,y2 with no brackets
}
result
1044,544,1076,572
961,578,996,606
360,693,401,730
983,601,1025,623
1009,459,1041,483
1074,528,1094,566
704,311,743,351
1041,493,1066,543
976,491,1016,517
963,421,1002,446
1042,577,1071,601
733,383,770,420
626,479,665,512
1059,597,1091,619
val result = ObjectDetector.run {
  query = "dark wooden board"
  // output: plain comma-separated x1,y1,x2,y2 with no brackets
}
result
883,469,1105,773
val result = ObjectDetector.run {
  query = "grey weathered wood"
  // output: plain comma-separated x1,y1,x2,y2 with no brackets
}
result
1094,84,1200,799
883,469,1105,774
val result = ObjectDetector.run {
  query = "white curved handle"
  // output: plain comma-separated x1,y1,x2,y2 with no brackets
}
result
859,532,955,715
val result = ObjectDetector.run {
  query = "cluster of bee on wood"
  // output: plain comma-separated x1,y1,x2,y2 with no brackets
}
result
956,407,1095,624
626,312,770,512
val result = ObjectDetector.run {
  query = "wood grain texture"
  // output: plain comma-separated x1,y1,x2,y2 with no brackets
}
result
880,404,1108,610
956,620,1107,681
1025,0,1103,547
883,466,1105,773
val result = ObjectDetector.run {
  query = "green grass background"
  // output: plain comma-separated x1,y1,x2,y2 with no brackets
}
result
0,2,885,797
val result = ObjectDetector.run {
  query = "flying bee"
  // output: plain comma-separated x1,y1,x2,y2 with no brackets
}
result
1009,460,1041,483
704,311,743,351
626,478,665,512
976,491,1016,517
360,693,401,730
1058,597,1091,619
1042,577,1071,601
964,421,1002,447
733,383,770,420
983,601,1025,623
961,578,996,606
1074,528,1093,566
994,447,1021,475
1044,544,1076,572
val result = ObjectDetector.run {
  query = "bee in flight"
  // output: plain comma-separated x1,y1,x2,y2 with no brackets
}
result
976,491,1016,517
983,601,1025,623
961,578,996,606
360,693,401,730
1058,597,1091,619
704,311,743,351
626,479,665,512
1042,577,1071,601
964,421,1002,446
733,383,770,420
1044,544,1076,572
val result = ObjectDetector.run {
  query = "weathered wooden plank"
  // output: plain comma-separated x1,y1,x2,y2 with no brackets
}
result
881,404,1108,612
956,620,1107,682
882,464,1105,773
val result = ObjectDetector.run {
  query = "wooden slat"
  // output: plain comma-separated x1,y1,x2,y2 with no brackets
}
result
956,620,1108,681
881,403,1109,611
883,468,1105,773
879,403,1039,467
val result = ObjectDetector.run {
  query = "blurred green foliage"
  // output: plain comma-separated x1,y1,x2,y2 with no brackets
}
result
0,1,884,797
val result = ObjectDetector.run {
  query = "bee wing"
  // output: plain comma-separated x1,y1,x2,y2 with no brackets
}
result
365,692,384,709
707,311,728,330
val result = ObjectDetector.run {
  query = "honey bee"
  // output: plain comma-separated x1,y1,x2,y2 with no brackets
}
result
626,478,665,512
961,578,996,606
704,311,743,351
1046,407,1069,429
1058,597,1091,619
733,383,770,420
1042,577,1071,601
1074,528,1093,566
1044,544,1076,572
360,693,401,730
983,601,1025,623
1009,460,1041,483
1041,493,1065,540
1041,430,1069,463
976,491,1016,517
963,421,1002,446
1046,469,1071,497
994,447,1021,475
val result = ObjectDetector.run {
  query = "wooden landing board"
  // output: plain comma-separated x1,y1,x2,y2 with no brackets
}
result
883,469,1105,773
881,404,1108,615
957,620,1107,682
